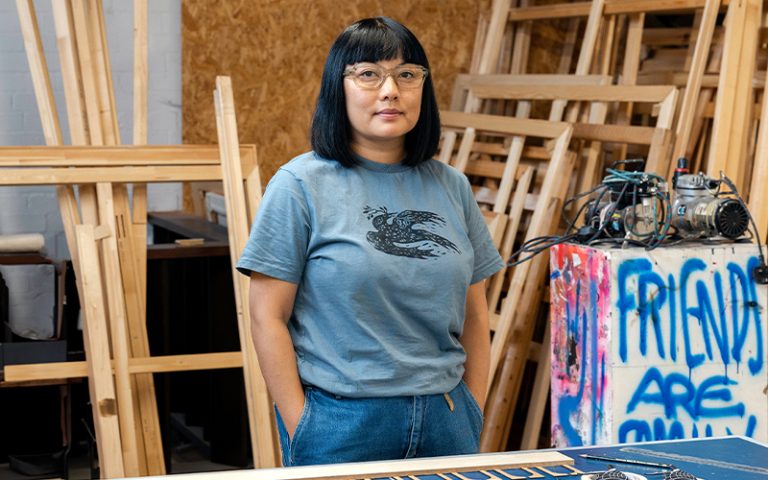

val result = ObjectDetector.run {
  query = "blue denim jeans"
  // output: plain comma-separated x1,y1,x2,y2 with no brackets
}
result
275,380,483,466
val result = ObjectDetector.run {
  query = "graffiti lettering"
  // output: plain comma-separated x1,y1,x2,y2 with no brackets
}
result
617,257,764,374
550,245,766,447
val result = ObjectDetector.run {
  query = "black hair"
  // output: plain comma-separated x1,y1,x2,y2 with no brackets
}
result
310,17,440,167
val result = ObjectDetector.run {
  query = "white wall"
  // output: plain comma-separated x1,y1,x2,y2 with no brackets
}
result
0,0,182,261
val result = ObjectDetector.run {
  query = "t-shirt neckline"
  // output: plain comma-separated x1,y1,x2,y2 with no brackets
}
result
354,154,411,173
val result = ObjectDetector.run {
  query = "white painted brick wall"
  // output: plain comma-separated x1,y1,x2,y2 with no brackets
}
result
0,0,182,261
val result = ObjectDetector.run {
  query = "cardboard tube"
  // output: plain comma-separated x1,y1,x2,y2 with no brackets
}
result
0,233,45,253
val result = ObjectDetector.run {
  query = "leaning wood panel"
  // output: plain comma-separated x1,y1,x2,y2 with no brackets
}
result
17,0,62,145
706,0,759,190
95,183,141,476
749,68,768,240
75,224,125,478
672,0,721,163
214,76,278,468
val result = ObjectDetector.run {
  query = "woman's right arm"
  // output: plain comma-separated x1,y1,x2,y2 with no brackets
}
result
249,270,304,438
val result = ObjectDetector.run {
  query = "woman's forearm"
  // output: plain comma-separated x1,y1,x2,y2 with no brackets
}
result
252,318,305,431
249,272,304,435
459,280,491,410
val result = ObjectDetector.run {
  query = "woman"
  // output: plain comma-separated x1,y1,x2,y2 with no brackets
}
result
237,16,504,467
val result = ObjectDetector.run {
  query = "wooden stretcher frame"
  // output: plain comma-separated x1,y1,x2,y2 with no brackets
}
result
147,450,574,480
438,111,573,385
0,140,270,424
506,0,731,22
214,76,277,468
17,0,127,474
460,80,679,175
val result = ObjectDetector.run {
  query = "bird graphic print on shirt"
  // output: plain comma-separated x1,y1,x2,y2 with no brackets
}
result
363,206,461,259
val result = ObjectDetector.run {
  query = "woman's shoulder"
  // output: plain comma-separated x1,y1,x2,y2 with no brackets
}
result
419,158,470,186
279,151,341,178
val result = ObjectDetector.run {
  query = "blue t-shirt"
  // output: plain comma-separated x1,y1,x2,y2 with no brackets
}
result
236,151,504,397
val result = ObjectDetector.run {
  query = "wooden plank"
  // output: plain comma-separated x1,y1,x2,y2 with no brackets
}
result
0,144,259,173
71,0,103,145
131,2,149,354
438,131,457,164
214,76,278,468
707,0,759,190
570,123,656,144
519,323,551,449
452,127,476,172
614,13,645,162
441,111,570,139
482,156,573,452
552,0,604,122
16,0,62,146
482,200,563,451
156,451,572,480
111,184,164,476
673,0,722,163
487,125,573,383
87,0,119,145
51,0,89,145
479,0,516,74
242,146,264,222
95,183,141,476
74,224,125,478
0,165,227,185
15,4,120,471
454,73,608,89
133,0,148,146
4,352,245,382
749,68,768,239
507,0,729,21
509,0,531,75
487,167,534,318
469,84,677,103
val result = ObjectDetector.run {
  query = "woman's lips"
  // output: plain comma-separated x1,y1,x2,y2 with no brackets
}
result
376,109,402,119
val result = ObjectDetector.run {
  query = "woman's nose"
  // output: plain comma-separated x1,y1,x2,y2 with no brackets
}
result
379,75,400,100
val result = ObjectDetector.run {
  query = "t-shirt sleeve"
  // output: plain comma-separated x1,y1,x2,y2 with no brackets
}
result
461,176,506,284
236,169,310,283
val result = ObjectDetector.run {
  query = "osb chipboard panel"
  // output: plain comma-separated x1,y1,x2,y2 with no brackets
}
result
182,0,490,184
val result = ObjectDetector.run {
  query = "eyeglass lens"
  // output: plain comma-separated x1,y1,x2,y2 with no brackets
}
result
346,64,426,89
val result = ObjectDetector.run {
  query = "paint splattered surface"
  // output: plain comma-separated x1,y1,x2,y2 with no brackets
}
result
550,243,767,447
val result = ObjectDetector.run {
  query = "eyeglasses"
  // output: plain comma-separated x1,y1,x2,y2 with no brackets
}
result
343,63,429,90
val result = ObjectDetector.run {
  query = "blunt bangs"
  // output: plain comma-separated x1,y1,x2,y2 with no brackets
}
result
311,17,441,168
339,18,429,69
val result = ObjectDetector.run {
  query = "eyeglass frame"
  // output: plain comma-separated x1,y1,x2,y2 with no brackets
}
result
342,63,429,90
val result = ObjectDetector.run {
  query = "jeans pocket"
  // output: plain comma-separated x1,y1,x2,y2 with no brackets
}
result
288,388,313,460
459,380,484,427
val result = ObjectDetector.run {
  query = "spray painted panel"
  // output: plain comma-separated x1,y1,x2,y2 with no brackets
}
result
550,243,767,447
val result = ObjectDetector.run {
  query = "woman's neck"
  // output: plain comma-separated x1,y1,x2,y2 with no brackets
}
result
350,139,405,165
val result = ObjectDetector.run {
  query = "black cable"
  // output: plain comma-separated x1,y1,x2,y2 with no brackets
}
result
719,175,768,280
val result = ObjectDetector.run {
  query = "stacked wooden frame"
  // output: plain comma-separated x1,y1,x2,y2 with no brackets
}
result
460,0,768,453
437,111,576,452
452,0,736,452
10,0,279,475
